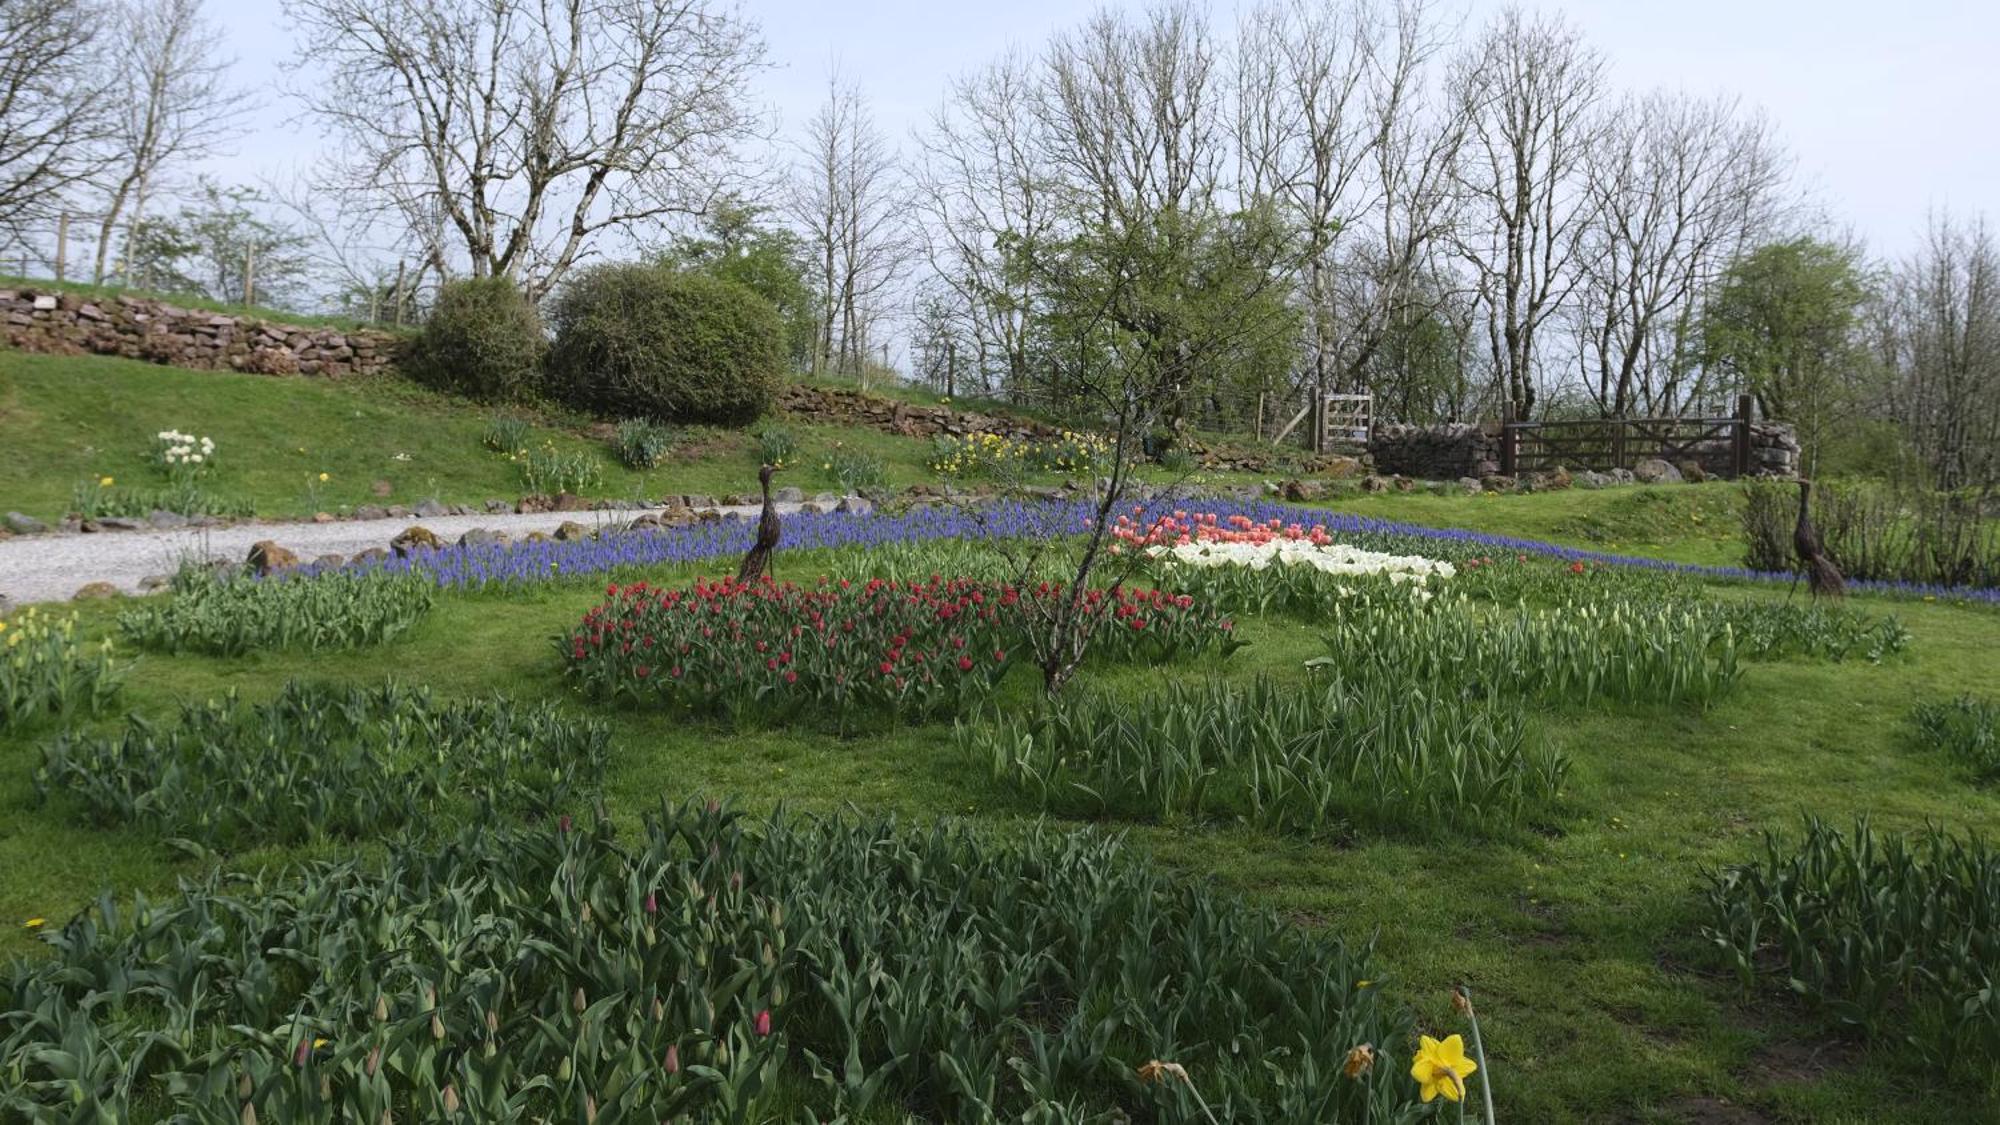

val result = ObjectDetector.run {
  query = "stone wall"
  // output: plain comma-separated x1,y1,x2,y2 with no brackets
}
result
1368,423,1504,480
776,384,1062,444
0,287,402,378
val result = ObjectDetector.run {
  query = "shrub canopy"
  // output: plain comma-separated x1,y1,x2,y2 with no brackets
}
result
406,276,546,401
546,263,782,424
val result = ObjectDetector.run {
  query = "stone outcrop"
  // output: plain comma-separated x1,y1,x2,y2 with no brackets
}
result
1368,423,1504,481
1,287,402,378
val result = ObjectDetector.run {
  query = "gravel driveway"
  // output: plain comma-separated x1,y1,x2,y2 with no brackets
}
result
0,501,803,605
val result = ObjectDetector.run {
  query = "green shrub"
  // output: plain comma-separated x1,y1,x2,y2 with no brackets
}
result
0,608,124,732
1710,600,1909,662
514,440,603,495
1741,478,2000,589
1704,816,2000,1075
0,803,1419,1121
1911,696,2000,782
33,680,607,850
405,276,546,401
117,570,434,656
967,673,1565,836
546,264,782,424
482,414,533,455
610,418,678,469
819,442,883,492
752,422,798,469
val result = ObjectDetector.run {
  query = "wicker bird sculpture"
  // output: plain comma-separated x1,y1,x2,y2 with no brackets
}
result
736,464,782,583
1793,478,1845,600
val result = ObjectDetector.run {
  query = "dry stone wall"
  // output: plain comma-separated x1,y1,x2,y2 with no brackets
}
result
0,287,402,378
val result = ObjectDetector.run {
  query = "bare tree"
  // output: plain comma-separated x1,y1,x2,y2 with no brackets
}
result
1572,92,1786,416
0,0,111,253
1448,7,1605,419
283,0,767,300
912,50,1054,394
90,0,248,285
792,71,908,384
1879,212,2000,490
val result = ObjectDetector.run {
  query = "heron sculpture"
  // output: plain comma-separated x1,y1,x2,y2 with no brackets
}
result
1793,478,1845,599
736,463,782,583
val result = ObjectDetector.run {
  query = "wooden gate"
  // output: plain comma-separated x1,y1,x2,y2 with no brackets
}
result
1501,394,1756,477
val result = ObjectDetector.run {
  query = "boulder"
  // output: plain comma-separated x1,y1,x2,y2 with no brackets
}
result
247,540,300,575
1677,460,1707,483
147,509,189,529
773,486,804,504
415,500,450,518
138,574,172,592
1543,466,1573,490
798,503,824,515
1456,476,1485,495
1573,470,1612,490
1281,479,1325,503
524,530,553,543
484,499,513,514
1632,458,1683,484
1321,455,1364,480
1359,475,1391,494
1480,474,1519,493
354,504,389,521
836,496,873,516
313,554,346,568
391,525,443,557
459,529,510,549
552,492,589,512
3,511,47,535
351,548,389,565
312,512,335,524
554,520,592,542
73,581,120,600
92,517,148,532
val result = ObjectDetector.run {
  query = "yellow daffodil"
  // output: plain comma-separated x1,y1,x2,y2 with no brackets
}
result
1410,1034,1477,1103
98,476,115,488
317,472,330,483
24,917,45,930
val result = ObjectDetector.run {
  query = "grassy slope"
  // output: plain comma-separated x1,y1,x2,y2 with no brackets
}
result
0,350,992,521
2,527,1995,1122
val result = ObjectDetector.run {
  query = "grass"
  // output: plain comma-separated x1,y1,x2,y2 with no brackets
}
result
0,273,394,332
3,524,1997,1121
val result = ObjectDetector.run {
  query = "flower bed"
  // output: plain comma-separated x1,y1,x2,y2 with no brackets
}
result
560,575,1236,727
0,608,124,733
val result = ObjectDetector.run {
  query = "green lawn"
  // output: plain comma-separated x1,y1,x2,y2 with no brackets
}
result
2,510,1995,1121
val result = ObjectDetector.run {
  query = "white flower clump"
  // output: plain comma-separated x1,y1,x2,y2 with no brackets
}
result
155,429,216,467
1150,539,1455,584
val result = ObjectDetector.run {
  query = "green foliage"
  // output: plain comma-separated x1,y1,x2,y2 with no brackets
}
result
969,673,1566,837
68,477,250,519
546,263,783,424
117,571,435,656
1315,586,1741,708
752,423,798,470
610,418,679,469
33,681,607,851
0,803,1418,1122
0,608,124,733
481,413,533,455
514,440,603,496
122,177,316,309
1741,478,2000,589
657,200,819,370
1704,817,2000,1075
818,443,884,492
1711,600,1910,662
1024,429,1113,474
406,277,547,401
1911,696,2000,782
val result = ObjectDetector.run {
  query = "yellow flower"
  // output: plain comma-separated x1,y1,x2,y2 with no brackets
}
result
98,476,115,488
317,472,330,483
1410,1034,1477,1103
23,918,45,930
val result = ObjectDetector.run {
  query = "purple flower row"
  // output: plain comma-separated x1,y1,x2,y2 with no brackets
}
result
329,496,2000,605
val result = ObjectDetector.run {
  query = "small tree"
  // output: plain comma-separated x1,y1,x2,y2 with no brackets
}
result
406,277,546,401
545,264,783,424
125,180,315,307
657,200,819,372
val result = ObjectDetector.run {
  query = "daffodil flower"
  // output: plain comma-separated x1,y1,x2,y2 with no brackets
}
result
1410,1033,1477,1103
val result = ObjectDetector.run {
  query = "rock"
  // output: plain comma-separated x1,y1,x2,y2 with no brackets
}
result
312,511,335,524
1573,470,1611,490
1359,475,1391,493
354,504,389,520
147,509,189,529
391,526,443,557
773,486,804,504
370,479,394,498
4,511,47,535
351,548,389,565
1392,476,1417,492
1677,460,1707,483
554,520,591,542
517,495,553,514
93,517,147,532
683,495,716,509
247,540,301,575
1632,458,1683,484
835,496,873,516
1609,467,1636,484
552,492,589,512
73,581,120,600
313,554,346,568
1321,455,1364,480
1457,476,1485,495
459,528,510,548
798,503,824,515
415,500,449,518
812,492,838,506
484,499,512,514
387,505,412,519
138,574,172,592
524,530,553,543
1480,474,1519,493
1281,479,1325,503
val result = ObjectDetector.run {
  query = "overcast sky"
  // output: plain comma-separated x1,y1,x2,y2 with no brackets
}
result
206,0,1997,259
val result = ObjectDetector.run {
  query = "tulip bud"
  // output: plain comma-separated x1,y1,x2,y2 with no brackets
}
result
714,1039,730,1067
366,1046,381,1077
430,1013,445,1041
294,1039,311,1067
422,986,436,1013
644,892,658,915
651,994,665,1022
579,903,593,925
373,994,390,1022
557,1057,573,1082
241,1102,258,1125
441,1084,459,1116
663,1043,681,1074
484,1009,499,1034
572,987,587,1015
559,815,573,834
754,1009,772,1038
238,1072,253,1100
585,1094,598,1124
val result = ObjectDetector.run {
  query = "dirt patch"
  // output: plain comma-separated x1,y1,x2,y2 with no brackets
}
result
1750,1035,1860,1085
1658,1095,1774,1124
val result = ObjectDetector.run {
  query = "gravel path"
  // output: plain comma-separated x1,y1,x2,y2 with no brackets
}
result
0,501,809,605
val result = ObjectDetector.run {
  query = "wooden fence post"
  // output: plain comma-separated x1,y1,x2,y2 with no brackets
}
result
243,247,256,308
1499,401,1517,477
54,213,69,283
1732,393,1754,478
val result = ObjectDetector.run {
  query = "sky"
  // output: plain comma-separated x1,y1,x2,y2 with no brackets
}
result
202,0,1998,261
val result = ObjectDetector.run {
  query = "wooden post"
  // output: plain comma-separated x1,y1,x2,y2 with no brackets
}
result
1612,421,1627,471
1255,392,1265,442
1500,401,1517,477
54,213,69,282
243,247,256,308
1732,393,1754,478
